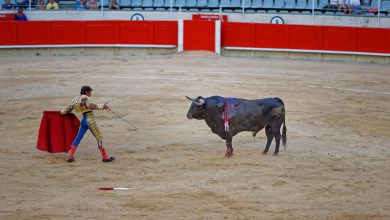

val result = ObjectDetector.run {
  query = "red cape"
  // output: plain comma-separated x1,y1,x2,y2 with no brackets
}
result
36,111,80,153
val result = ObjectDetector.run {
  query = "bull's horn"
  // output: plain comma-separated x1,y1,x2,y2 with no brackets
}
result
185,96,194,102
186,96,204,105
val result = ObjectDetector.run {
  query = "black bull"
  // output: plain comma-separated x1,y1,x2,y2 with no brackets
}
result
186,96,287,157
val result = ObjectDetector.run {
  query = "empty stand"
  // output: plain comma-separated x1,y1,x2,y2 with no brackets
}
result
251,0,262,9
262,0,273,9
381,0,390,13
143,0,154,8
130,0,143,9
196,0,207,7
230,0,241,8
243,0,251,8
220,0,230,8
306,0,318,10
120,0,131,9
295,0,307,10
164,0,175,8
153,0,165,8
285,0,296,9
186,0,196,7
273,0,285,9
207,0,219,8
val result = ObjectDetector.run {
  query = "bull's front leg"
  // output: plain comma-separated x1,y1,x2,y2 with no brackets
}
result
225,137,233,158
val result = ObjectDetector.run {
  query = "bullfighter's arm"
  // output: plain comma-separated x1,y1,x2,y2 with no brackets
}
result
60,100,75,115
86,97,110,111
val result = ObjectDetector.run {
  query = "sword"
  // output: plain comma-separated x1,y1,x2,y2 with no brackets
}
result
110,109,138,130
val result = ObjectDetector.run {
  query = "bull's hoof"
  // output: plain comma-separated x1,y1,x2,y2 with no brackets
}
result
225,153,233,158
272,153,278,156
262,151,267,155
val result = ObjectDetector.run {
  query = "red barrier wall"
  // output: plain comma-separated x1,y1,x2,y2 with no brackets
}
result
256,23,290,49
222,22,390,54
0,20,389,55
0,20,178,46
222,22,255,48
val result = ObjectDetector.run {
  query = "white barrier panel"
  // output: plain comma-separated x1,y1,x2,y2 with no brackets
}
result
215,20,221,54
178,19,184,52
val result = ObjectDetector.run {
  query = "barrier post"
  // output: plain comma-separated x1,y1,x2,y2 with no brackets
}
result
178,19,183,52
215,20,221,54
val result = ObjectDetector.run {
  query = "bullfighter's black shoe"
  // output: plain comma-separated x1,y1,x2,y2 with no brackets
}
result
102,157,115,162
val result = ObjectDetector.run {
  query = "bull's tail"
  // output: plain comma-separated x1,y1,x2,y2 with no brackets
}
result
282,115,287,150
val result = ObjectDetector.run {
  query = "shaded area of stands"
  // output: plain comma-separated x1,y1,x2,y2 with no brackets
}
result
2,0,390,17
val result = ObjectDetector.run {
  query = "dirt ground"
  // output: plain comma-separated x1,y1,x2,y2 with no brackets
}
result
0,52,389,219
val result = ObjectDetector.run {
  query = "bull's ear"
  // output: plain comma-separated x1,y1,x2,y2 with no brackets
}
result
198,98,205,104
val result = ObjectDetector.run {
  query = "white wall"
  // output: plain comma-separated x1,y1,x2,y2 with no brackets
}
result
3,10,390,28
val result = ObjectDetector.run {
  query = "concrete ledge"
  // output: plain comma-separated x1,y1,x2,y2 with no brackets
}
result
222,47,390,64
0,47,177,57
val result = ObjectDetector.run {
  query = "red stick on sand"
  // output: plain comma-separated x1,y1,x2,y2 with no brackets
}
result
97,187,130,191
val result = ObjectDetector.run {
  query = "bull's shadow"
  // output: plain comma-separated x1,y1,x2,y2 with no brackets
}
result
186,95,287,157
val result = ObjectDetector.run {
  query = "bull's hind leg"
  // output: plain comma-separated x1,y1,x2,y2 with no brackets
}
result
272,125,282,156
262,125,273,155
225,137,234,158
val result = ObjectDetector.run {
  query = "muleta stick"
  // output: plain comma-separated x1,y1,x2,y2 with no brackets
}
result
109,109,138,130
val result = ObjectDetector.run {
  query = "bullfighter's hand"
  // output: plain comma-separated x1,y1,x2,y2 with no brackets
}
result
103,103,111,111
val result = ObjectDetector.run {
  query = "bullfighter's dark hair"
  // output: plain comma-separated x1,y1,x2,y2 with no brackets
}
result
80,85,92,95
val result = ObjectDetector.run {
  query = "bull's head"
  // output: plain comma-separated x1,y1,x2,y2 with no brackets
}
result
186,96,206,120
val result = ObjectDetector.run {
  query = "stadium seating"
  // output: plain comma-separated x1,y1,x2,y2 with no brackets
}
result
295,0,307,11
273,0,285,9
230,0,241,8
262,0,273,9
242,0,251,8
318,0,329,10
143,0,153,9
186,0,196,7
196,0,207,7
120,0,131,9
251,0,262,9
130,0,142,9
164,0,175,9
220,0,230,8
153,0,164,9
370,0,379,10
306,0,318,10
381,0,390,13
285,0,296,9
101,0,109,7
2,0,387,17
175,0,185,7
207,0,219,8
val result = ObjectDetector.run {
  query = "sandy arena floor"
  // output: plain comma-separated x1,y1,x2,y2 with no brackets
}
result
0,52,389,219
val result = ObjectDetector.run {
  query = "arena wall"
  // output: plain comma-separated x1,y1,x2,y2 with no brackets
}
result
1,10,390,28
0,13,389,63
